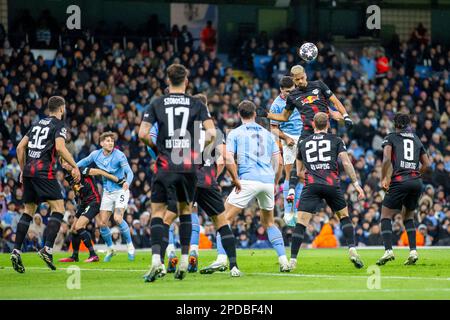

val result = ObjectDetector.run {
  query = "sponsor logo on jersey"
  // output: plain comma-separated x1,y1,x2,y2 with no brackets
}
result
301,95,319,105
312,89,319,94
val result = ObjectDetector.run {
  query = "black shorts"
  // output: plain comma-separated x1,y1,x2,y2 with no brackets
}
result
151,172,197,206
297,184,347,214
383,179,423,211
23,177,63,204
76,202,100,220
194,186,225,217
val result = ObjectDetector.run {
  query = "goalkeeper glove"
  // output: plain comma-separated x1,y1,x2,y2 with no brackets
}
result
343,114,353,130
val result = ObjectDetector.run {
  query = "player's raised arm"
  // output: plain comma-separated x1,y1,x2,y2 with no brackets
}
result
16,135,29,183
338,149,365,200
319,79,353,128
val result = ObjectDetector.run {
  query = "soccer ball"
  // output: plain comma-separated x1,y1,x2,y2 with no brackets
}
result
298,42,318,62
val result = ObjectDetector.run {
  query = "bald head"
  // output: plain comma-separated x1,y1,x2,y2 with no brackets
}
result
313,112,329,131
290,65,307,87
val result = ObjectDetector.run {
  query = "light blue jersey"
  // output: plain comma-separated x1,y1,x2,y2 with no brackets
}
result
77,148,134,192
226,121,280,184
147,124,158,160
269,95,302,136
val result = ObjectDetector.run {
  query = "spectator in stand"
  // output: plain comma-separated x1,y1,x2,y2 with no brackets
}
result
200,20,217,53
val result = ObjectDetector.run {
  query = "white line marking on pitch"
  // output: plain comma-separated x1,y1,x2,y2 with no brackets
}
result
2,266,450,281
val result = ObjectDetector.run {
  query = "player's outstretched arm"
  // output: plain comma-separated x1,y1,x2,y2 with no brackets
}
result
223,151,241,193
77,150,96,168
88,168,119,183
270,124,295,146
267,108,292,122
16,135,29,183
381,144,393,189
56,137,80,182
329,95,353,129
339,151,365,200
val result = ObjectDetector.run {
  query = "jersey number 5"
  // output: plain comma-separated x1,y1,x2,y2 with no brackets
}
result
28,126,50,150
305,140,331,162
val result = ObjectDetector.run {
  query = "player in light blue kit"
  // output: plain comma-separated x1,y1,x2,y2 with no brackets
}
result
269,76,303,227
77,131,135,261
203,100,290,274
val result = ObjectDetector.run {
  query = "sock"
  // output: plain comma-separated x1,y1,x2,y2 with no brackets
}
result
100,226,113,248
283,180,294,214
44,212,64,251
179,215,192,255
218,225,238,269
267,225,286,257
294,183,304,208
404,219,417,250
160,223,170,263
71,232,81,257
380,218,393,250
289,166,299,190
340,217,355,248
14,214,33,251
151,217,164,256
78,228,96,256
167,224,175,254
215,231,226,255
190,212,200,251
291,223,306,259
118,220,133,245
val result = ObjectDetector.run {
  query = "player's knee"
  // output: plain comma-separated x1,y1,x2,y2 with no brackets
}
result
113,215,123,224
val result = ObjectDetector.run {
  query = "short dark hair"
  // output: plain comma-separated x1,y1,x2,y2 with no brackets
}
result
238,100,256,119
167,64,188,86
313,112,329,130
394,112,410,129
47,96,65,113
279,76,294,89
194,93,207,105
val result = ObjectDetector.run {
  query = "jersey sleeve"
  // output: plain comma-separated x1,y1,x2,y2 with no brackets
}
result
142,101,156,124
269,101,281,125
285,94,295,112
55,122,67,141
270,134,280,156
319,80,333,99
336,137,347,154
381,135,393,148
226,130,237,154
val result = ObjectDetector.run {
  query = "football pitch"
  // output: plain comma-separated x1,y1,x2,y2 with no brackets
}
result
1,248,449,300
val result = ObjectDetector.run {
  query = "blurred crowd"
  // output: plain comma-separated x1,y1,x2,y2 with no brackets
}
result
0,14,449,253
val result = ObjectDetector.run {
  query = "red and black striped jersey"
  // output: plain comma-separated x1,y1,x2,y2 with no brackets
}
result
285,80,333,137
63,167,101,205
382,131,426,183
297,133,346,186
23,116,67,180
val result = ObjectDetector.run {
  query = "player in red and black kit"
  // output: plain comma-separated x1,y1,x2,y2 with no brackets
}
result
290,112,365,270
258,65,353,205
11,96,81,273
58,159,126,263
377,113,431,266
138,64,217,282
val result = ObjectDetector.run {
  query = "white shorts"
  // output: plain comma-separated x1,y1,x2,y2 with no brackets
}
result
226,180,274,211
281,134,300,165
100,189,130,212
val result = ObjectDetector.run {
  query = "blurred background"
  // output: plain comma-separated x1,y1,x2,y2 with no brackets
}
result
0,0,449,254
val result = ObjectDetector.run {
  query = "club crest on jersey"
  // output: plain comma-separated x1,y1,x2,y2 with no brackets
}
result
301,95,319,105
312,89,319,94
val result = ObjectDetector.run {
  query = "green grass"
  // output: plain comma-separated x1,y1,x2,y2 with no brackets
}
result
1,248,449,300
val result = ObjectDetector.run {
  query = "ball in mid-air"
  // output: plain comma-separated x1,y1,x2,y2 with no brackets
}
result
298,42,318,62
